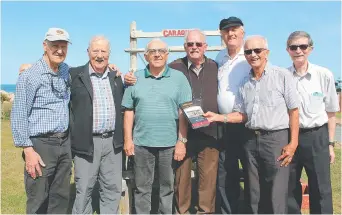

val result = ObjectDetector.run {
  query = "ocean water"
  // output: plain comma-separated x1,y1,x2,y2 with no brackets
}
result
1,84,16,93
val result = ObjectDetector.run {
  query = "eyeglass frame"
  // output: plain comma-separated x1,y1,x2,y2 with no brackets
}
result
145,48,169,55
185,42,205,47
50,75,71,99
288,44,311,51
244,48,267,55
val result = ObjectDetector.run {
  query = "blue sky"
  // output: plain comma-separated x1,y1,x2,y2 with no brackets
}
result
1,1,341,84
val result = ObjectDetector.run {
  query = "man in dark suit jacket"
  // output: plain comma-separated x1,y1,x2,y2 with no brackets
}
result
70,35,124,214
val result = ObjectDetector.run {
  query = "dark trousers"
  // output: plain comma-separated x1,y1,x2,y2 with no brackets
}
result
174,131,219,214
24,136,72,214
216,123,248,214
287,124,333,214
134,145,175,214
244,129,290,214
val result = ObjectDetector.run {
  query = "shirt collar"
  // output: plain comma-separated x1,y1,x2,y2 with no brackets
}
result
89,64,110,78
223,46,245,59
290,61,312,78
249,62,271,79
144,65,171,78
187,57,205,70
40,58,62,76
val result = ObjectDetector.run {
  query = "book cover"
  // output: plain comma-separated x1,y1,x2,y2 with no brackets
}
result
180,101,210,129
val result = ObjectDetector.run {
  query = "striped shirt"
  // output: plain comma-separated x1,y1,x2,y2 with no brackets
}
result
234,63,300,130
11,58,70,147
289,62,339,128
188,60,204,76
122,66,192,147
89,66,116,133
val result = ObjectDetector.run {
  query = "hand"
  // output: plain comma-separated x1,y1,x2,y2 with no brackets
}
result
203,111,220,123
19,64,32,74
277,142,297,167
174,141,186,161
23,147,46,179
108,64,122,77
124,140,135,156
329,145,335,164
124,71,137,86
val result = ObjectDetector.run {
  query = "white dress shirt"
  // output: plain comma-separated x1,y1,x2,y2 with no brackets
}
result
289,62,340,128
216,48,250,114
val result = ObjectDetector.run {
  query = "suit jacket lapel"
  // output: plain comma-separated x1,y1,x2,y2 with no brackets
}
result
79,63,93,100
108,70,117,100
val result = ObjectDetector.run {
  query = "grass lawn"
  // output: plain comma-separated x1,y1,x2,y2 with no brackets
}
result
1,119,341,213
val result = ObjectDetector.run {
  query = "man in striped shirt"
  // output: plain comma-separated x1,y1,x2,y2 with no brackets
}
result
122,38,192,214
204,35,300,214
11,27,72,214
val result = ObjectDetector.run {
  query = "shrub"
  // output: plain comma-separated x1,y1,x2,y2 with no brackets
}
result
1,101,12,120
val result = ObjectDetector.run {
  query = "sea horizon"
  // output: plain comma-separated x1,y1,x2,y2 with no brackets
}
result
1,84,16,93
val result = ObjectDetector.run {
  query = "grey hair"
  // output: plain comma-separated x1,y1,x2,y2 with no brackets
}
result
88,35,111,52
184,29,207,43
286,31,314,47
244,35,269,49
144,38,168,54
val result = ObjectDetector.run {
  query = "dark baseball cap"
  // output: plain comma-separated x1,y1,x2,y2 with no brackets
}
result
219,17,244,30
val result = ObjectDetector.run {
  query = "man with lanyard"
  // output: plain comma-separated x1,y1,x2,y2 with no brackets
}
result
286,31,339,214
215,16,251,214
204,35,300,214
11,27,71,214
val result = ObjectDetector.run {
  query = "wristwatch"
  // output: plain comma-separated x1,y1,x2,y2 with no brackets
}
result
329,141,335,147
223,114,228,123
178,137,188,144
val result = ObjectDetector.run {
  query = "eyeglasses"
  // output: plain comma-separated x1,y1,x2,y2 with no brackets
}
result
91,49,109,56
288,44,310,51
244,48,266,55
146,49,168,55
186,42,204,47
50,75,70,99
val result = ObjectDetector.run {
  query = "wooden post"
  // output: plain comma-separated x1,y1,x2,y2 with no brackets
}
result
130,21,137,72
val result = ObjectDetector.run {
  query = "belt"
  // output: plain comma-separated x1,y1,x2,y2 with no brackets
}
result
300,124,325,133
249,128,288,135
93,131,114,139
36,131,68,139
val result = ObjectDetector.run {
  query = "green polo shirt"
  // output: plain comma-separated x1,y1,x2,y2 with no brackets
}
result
122,66,192,147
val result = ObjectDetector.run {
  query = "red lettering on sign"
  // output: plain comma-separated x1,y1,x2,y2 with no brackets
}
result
162,29,191,37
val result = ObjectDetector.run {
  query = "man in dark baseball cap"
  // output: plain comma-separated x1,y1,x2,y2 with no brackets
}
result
219,16,244,30
215,16,251,214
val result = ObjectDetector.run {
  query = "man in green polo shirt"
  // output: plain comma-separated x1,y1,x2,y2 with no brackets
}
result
122,38,192,214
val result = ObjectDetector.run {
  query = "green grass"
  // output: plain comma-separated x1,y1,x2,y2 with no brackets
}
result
300,148,341,214
1,119,26,214
1,119,129,214
337,112,341,119
1,119,341,214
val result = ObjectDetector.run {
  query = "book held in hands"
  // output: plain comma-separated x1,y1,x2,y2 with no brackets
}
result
180,101,210,129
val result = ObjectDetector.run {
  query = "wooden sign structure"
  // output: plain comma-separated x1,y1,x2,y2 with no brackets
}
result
124,21,226,72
